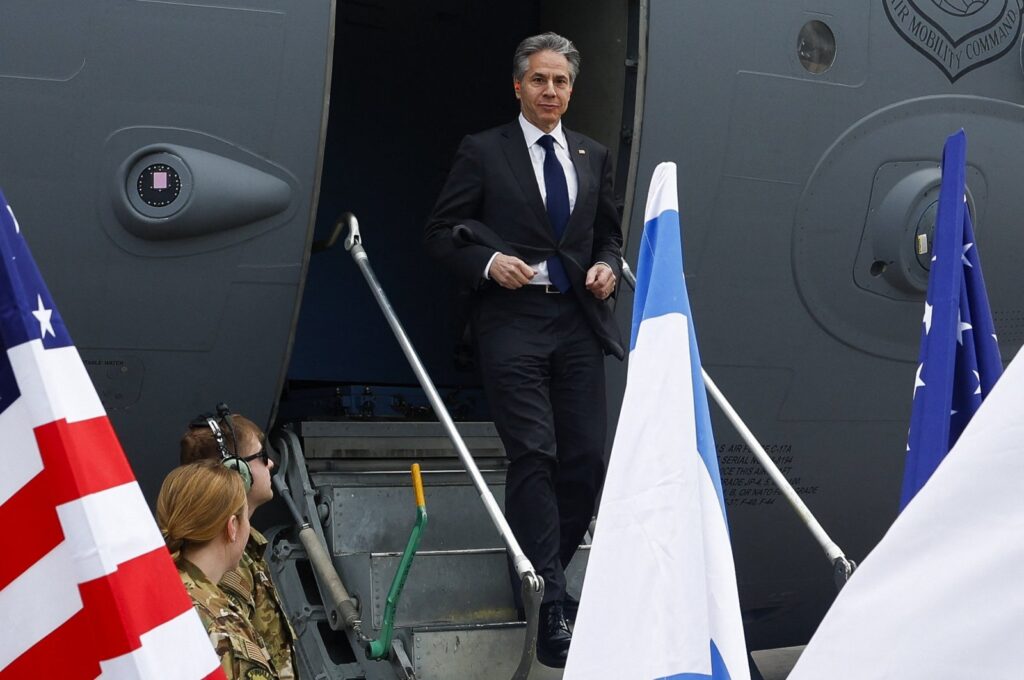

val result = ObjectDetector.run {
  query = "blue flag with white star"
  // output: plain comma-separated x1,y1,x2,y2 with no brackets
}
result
899,130,1003,511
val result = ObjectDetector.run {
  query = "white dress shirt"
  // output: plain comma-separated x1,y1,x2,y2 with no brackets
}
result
484,115,578,284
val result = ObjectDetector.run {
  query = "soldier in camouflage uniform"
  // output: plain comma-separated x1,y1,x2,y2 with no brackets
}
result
220,527,299,679
158,460,281,680
181,410,300,679
180,558,280,680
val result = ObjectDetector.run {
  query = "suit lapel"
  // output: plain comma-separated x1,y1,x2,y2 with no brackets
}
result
563,128,592,245
499,123,552,237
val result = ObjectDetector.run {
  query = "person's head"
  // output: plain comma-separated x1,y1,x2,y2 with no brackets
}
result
180,409,275,511
157,459,250,570
512,32,580,133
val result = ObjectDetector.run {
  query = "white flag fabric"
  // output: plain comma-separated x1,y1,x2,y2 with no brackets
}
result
0,190,223,679
564,163,749,680
789,346,1024,679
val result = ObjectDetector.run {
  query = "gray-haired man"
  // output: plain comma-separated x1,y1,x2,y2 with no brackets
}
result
424,32,624,668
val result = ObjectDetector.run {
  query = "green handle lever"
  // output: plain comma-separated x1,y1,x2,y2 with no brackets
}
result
366,463,428,660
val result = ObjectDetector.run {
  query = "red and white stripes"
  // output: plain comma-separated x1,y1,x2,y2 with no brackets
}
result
0,340,223,679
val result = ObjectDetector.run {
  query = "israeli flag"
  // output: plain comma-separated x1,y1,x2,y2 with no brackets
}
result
564,163,748,680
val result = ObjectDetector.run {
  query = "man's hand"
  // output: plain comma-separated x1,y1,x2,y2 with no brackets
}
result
489,253,536,289
585,263,616,300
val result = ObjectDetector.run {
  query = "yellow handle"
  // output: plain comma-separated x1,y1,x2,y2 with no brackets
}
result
411,463,425,508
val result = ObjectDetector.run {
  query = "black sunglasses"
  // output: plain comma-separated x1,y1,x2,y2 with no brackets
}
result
240,448,270,466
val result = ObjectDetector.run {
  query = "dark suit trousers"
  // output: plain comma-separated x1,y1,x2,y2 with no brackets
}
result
473,286,607,606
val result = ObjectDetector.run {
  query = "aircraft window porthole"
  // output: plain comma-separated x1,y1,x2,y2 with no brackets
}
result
798,20,836,74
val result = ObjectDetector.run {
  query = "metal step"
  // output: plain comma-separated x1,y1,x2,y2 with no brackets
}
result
365,547,589,630
297,421,506,460
411,624,564,680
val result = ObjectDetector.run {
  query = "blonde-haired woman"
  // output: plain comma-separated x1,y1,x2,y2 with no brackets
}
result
158,459,280,679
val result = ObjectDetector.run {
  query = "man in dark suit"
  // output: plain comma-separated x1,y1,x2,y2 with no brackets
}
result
424,32,624,668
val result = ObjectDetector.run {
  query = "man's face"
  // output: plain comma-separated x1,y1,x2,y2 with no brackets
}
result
241,433,274,512
515,50,573,133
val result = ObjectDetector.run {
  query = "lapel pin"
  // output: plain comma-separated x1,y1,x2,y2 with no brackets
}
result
578,149,586,155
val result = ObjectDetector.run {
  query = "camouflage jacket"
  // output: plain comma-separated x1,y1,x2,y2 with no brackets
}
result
179,559,280,680
220,528,299,680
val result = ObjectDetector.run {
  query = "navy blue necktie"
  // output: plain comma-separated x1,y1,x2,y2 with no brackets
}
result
537,135,571,292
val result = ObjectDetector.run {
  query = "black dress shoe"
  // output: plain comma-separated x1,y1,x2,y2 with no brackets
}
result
536,602,572,668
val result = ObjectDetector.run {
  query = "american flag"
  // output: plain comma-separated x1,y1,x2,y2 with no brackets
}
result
0,190,224,679
899,130,1003,511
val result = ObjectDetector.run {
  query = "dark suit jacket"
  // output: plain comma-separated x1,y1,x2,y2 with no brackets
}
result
424,121,625,359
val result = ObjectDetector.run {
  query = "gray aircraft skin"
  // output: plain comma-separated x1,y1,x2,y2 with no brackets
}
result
3,0,1024,677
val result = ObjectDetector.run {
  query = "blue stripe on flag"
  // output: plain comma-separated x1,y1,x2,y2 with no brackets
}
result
658,641,733,680
631,208,687,340
632,207,728,522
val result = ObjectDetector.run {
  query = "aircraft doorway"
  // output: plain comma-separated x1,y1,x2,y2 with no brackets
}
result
283,0,636,423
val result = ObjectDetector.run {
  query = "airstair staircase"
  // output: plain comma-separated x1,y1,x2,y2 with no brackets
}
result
267,421,586,680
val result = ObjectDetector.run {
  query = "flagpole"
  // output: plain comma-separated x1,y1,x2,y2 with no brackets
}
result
620,260,856,588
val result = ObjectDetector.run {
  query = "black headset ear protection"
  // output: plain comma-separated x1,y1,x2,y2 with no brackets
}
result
190,403,252,493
